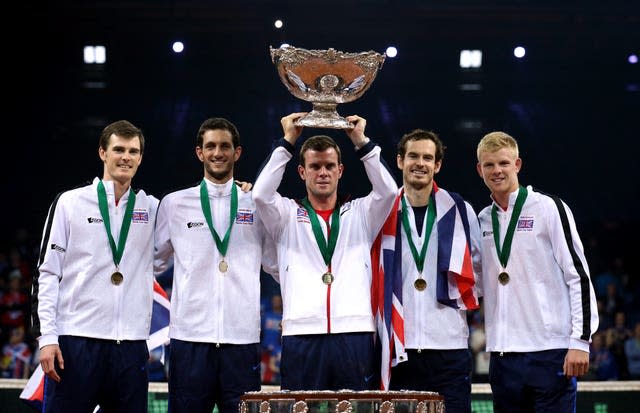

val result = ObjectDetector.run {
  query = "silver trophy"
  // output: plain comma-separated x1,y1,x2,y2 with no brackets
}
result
270,45,386,129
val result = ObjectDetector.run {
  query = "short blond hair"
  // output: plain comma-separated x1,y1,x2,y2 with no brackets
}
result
477,131,519,161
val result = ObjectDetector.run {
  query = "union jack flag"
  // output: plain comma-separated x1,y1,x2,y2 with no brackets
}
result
132,210,149,223
371,194,406,390
20,279,171,411
296,206,309,223
433,185,479,311
517,219,534,229
235,210,254,224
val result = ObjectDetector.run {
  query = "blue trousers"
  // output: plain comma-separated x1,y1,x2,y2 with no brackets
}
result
168,339,261,413
389,348,472,413
44,336,149,413
489,349,577,413
280,332,376,391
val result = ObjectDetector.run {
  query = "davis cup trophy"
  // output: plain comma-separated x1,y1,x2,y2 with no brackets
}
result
270,45,386,129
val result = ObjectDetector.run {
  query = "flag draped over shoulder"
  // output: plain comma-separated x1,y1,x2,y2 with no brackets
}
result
371,184,479,390
433,184,479,311
20,279,171,411
371,194,406,390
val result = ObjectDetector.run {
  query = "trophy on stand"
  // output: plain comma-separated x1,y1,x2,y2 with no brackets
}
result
270,45,386,129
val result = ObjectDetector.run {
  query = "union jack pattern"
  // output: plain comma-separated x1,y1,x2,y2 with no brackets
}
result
235,210,254,224
132,210,149,223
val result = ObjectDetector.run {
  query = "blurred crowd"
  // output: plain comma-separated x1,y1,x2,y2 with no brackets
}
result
1,222,638,383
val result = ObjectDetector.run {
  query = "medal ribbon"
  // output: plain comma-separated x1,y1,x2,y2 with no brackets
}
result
97,180,136,268
301,198,340,266
491,186,528,269
401,194,436,274
200,180,238,257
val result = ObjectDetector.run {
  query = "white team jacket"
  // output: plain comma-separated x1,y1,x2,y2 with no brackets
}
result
154,178,277,344
477,185,599,353
400,189,482,350
253,140,398,336
35,178,158,348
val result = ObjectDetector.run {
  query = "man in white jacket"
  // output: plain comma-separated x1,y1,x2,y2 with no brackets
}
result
154,117,276,413
33,120,157,412
476,131,598,412
253,112,397,390
387,129,482,413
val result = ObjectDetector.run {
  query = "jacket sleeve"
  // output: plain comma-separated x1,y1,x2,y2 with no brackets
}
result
33,193,69,348
548,198,599,352
356,141,399,243
252,139,295,241
153,195,174,276
260,226,280,282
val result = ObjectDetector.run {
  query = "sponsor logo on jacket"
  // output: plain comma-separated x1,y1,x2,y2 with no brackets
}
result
186,221,205,229
50,244,66,253
87,217,103,224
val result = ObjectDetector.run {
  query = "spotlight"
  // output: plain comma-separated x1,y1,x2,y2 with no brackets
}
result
514,46,526,59
83,45,106,64
385,46,398,58
459,50,482,68
172,41,184,53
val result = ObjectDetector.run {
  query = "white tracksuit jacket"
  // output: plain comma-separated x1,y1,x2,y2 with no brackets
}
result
477,185,599,353
154,178,277,343
253,139,398,336
34,177,158,348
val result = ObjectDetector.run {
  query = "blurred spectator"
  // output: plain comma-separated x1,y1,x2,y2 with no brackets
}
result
593,257,628,306
602,283,625,323
261,294,282,384
7,247,31,286
469,323,489,382
624,322,640,379
596,299,614,331
0,250,9,288
262,295,282,350
468,303,488,383
606,324,630,380
12,228,38,265
261,342,281,385
586,331,618,380
0,270,29,330
1,325,32,379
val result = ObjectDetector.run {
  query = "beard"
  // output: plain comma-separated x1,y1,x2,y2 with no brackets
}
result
205,163,233,182
405,172,433,190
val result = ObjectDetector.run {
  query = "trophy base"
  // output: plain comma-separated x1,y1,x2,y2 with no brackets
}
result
294,109,354,130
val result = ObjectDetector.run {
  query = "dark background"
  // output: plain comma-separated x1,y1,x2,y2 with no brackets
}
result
4,1,639,267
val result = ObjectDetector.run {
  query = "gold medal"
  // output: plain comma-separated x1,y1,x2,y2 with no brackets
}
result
498,271,510,285
414,278,427,291
111,271,124,286
322,272,334,285
219,260,228,273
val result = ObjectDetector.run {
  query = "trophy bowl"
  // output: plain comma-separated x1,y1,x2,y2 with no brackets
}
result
270,45,386,129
